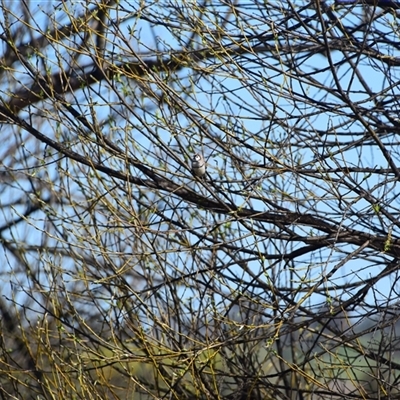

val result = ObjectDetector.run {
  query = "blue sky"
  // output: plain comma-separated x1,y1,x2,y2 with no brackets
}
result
0,0,399,321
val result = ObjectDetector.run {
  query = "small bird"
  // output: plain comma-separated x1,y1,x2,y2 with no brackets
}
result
191,153,206,177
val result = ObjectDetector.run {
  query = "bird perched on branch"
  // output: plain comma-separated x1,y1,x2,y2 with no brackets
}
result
191,153,206,177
